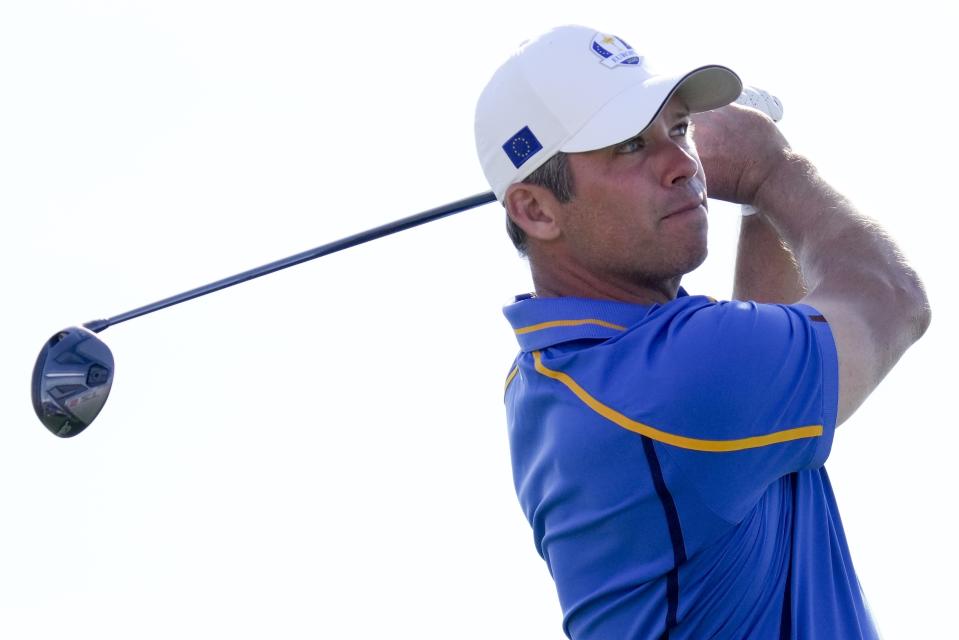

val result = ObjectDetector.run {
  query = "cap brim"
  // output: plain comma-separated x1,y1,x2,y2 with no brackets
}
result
560,65,742,153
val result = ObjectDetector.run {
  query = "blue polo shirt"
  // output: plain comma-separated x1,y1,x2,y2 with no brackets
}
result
503,290,879,639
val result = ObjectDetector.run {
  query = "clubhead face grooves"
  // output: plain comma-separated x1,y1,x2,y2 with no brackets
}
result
31,327,114,437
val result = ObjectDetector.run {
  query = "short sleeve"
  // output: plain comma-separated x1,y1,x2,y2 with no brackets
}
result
622,300,839,523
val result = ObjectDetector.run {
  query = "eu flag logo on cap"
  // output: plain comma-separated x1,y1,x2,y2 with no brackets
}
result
502,126,543,169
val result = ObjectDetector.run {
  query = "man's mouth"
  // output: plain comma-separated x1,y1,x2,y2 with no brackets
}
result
663,197,707,220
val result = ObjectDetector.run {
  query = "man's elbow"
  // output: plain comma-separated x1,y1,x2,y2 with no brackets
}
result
865,266,930,354
912,285,931,342
894,271,930,344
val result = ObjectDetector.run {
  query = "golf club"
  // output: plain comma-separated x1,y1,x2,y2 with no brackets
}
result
32,190,496,438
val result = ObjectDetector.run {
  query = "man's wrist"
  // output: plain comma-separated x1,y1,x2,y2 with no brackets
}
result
751,148,810,215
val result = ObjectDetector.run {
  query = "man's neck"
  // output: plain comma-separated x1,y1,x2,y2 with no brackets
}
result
529,259,681,305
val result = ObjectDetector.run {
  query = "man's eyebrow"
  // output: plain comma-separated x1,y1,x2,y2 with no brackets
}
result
615,131,643,147
613,106,692,149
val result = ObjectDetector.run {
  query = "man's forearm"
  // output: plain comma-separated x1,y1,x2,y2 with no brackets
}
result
753,150,930,342
733,212,806,304
753,151,922,305
697,104,928,423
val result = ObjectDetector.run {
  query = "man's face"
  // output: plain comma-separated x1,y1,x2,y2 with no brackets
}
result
555,94,708,288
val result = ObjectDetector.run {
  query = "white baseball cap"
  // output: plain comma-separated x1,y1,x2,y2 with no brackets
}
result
475,25,743,201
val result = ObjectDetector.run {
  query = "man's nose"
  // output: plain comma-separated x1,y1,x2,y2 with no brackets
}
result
660,142,700,187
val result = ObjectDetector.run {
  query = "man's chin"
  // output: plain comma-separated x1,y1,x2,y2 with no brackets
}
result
670,244,708,278
686,245,708,273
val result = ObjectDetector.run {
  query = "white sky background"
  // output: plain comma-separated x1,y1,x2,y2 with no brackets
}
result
1,1,956,637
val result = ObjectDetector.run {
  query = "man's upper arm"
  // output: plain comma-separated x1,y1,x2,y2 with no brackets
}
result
628,299,838,522
801,286,926,427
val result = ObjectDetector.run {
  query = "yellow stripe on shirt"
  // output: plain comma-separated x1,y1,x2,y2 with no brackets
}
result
531,350,822,452
514,318,627,335
504,365,519,394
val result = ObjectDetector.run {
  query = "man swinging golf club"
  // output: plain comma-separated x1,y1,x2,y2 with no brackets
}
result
476,25,929,639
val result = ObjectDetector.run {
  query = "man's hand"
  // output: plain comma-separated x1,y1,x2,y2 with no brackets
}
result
691,103,790,205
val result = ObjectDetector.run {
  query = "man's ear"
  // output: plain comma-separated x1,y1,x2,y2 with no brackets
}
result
504,183,563,243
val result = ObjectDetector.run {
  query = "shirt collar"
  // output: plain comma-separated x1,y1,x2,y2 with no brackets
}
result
503,289,690,351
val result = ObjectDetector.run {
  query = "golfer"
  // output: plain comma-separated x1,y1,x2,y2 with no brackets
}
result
475,25,929,639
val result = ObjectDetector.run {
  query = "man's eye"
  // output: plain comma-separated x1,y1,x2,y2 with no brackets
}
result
616,138,644,154
675,121,693,137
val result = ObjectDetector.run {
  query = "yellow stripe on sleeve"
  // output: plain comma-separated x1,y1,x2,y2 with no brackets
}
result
531,351,822,452
515,318,626,335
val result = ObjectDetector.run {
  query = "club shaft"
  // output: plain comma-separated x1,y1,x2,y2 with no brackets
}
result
84,191,496,333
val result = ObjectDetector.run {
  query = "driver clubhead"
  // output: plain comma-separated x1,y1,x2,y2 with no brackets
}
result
32,326,114,437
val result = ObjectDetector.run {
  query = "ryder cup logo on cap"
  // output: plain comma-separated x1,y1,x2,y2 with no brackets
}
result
474,25,742,202
590,33,642,68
